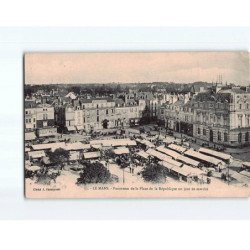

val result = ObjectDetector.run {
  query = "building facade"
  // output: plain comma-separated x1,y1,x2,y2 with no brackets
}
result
160,86,250,147
25,100,57,137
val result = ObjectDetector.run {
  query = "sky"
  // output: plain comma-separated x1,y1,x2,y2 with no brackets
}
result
25,52,250,85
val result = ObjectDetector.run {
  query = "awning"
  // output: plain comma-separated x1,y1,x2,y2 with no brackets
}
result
184,149,222,166
150,131,159,136
181,164,204,176
25,165,41,171
163,136,174,144
83,151,101,159
243,162,250,168
146,148,172,162
25,147,31,152
25,132,36,141
113,147,130,155
67,126,76,131
64,142,91,151
69,151,80,161
90,138,136,147
41,156,50,165
136,139,155,148
76,125,84,130
156,146,180,159
168,144,187,153
176,154,200,167
231,171,250,184
198,147,231,161
239,170,250,178
28,150,46,159
32,142,66,151
164,157,183,167
91,144,102,149
127,128,140,134
136,150,149,159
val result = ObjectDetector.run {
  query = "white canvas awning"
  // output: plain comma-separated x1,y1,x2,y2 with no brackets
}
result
156,146,180,159
76,125,84,130
83,151,101,159
67,126,76,131
176,154,201,167
160,161,185,174
113,147,130,155
25,132,36,141
146,148,171,162
160,162,203,177
198,147,232,161
69,151,80,161
168,144,187,153
231,171,250,184
136,150,149,159
25,147,31,152
239,170,250,178
64,142,91,151
90,138,136,147
25,165,41,171
181,164,204,176
163,136,173,144
243,162,250,168
32,142,66,151
141,139,155,148
28,150,46,159
127,128,140,134
164,157,183,167
184,149,222,166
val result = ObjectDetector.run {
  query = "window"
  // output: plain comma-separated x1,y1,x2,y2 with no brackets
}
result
198,128,201,135
247,103,249,109
97,110,99,115
239,104,242,109
238,133,242,143
25,111,28,114
246,116,250,127
210,114,213,123
245,132,249,142
106,109,108,115
33,118,35,122
43,121,48,127
238,115,243,127
203,129,206,136
97,116,99,122
218,131,221,141
224,132,228,142
25,119,28,123
43,113,48,120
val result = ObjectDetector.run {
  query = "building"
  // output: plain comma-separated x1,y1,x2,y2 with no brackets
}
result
160,86,250,147
25,100,57,138
115,98,140,127
55,95,142,133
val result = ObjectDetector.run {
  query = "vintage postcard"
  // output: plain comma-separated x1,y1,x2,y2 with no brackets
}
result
24,52,250,198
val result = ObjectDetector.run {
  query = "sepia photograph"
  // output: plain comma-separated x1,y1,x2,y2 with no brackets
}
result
24,52,250,198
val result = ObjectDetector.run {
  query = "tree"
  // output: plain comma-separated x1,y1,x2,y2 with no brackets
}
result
141,164,167,183
47,147,70,169
77,162,112,184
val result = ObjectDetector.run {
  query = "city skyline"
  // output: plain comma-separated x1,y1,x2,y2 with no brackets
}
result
25,52,250,85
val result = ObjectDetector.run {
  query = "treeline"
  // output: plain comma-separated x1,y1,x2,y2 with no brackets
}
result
24,81,215,97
